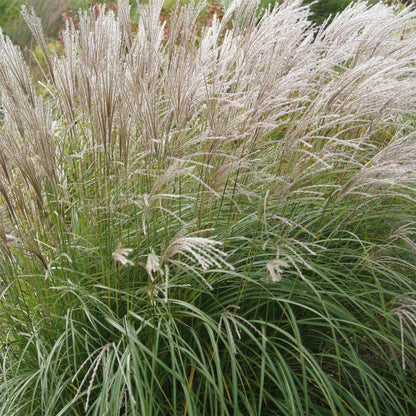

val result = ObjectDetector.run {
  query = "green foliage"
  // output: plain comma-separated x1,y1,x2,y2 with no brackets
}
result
0,0,87,47
302,0,354,24
0,0,25,42
0,1,416,414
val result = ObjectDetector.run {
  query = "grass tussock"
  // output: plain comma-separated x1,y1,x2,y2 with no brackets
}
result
1,0,416,414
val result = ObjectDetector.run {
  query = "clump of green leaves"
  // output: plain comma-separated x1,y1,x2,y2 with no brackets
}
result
302,0,353,24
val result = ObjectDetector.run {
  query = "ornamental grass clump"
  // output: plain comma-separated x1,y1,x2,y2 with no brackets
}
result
1,0,416,414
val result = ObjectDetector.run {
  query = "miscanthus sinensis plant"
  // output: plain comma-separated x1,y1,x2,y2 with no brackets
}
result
1,0,416,414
